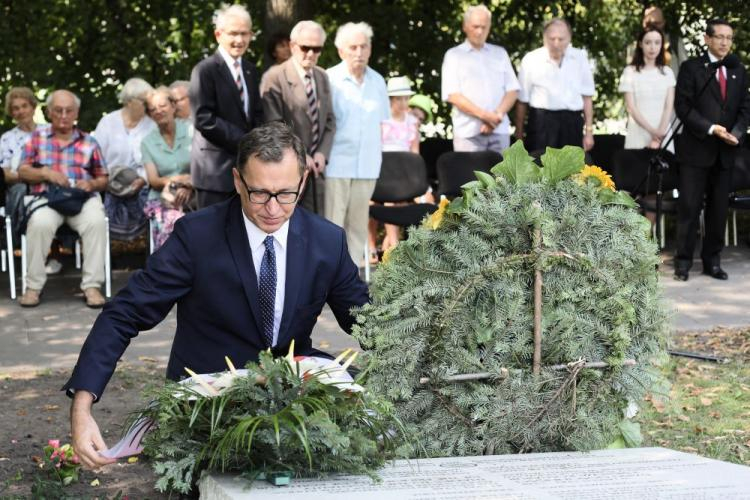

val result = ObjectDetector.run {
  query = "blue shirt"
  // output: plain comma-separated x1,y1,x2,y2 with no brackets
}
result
326,62,390,179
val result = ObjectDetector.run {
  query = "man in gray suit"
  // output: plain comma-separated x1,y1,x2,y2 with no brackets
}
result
190,4,264,209
261,20,335,213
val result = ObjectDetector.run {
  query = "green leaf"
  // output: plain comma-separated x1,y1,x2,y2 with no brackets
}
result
599,189,638,208
619,419,643,447
606,436,627,449
490,141,540,184
540,146,585,184
474,171,496,189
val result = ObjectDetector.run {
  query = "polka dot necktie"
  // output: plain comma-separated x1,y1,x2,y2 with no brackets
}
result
259,235,276,347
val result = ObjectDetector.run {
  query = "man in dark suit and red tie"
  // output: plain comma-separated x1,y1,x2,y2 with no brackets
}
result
64,123,369,469
673,18,750,281
189,4,264,209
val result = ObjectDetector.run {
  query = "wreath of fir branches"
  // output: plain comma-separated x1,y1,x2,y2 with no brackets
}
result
135,351,410,494
353,142,670,457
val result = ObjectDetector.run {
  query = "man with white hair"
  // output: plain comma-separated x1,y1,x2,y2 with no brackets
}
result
169,80,191,121
514,18,596,153
17,90,108,307
326,22,389,264
262,20,335,213
442,4,519,153
189,3,263,208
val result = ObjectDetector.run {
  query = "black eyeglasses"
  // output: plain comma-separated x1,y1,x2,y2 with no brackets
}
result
236,169,304,204
299,45,323,54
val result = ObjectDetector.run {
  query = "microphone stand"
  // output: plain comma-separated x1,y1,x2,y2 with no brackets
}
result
646,60,721,251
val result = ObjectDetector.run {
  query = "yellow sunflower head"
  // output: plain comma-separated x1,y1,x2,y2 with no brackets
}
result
575,165,616,191
425,196,451,230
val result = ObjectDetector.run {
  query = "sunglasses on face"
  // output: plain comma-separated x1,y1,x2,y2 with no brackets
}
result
299,45,323,54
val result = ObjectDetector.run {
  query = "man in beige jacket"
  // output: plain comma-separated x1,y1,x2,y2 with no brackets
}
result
261,20,335,214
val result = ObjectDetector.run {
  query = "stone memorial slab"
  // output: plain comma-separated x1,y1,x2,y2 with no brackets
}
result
199,447,750,499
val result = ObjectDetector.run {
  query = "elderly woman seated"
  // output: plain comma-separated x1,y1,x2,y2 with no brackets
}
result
94,77,156,241
1,87,40,244
142,86,193,250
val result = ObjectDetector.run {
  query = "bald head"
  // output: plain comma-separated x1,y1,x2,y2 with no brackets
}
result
46,90,80,134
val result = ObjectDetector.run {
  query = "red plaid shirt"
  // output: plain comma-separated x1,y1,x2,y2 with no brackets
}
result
20,126,107,194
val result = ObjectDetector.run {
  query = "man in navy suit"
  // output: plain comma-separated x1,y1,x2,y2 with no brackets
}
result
673,18,750,281
190,4,264,209
65,122,369,469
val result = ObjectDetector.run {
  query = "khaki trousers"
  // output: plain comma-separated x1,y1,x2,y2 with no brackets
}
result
25,195,107,291
324,178,376,265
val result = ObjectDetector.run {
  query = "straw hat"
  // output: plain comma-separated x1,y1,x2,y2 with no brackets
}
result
386,76,415,97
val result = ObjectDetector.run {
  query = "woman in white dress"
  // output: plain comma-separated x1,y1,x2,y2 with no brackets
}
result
619,26,676,151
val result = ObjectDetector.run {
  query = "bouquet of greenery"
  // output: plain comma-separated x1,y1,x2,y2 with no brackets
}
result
135,344,409,494
353,142,670,457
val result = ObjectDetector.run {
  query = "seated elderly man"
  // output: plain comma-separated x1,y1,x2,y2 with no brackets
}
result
18,90,108,308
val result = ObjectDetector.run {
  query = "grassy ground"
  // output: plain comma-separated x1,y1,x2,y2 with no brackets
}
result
639,327,750,465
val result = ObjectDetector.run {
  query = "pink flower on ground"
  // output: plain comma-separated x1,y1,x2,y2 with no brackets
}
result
50,451,58,459
55,462,62,469
72,454,80,464
48,439,60,448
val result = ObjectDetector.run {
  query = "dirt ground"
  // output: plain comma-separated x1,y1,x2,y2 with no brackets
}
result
1,329,748,499
0,362,169,499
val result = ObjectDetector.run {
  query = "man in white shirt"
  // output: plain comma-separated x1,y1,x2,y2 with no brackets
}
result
441,4,519,153
514,18,596,153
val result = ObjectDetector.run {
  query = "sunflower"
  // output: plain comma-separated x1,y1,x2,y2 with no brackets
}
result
575,165,616,191
425,197,451,230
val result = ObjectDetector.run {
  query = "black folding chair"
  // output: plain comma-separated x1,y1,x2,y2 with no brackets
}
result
436,151,503,199
611,148,680,247
370,152,437,228
727,148,750,245
420,137,453,191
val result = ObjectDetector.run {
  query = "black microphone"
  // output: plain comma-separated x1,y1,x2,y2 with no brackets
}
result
708,53,740,70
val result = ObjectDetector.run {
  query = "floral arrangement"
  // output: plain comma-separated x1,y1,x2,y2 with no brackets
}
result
134,343,409,494
353,142,669,457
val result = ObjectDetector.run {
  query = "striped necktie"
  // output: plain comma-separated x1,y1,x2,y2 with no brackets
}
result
304,73,319,153
234,60,246,114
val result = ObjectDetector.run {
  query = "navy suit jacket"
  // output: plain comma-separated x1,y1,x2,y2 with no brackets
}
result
63,196,369,400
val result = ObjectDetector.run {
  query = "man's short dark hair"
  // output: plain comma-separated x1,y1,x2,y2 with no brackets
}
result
236,122,306,176
543,18,572,35
706,18,733,36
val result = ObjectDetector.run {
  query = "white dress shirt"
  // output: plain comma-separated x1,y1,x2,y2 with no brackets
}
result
706,51,727,136
518,46,595,111
218,45,249,116
242,213,289,347
441,41,520,138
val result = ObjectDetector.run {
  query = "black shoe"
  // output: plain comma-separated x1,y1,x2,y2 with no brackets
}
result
702,266,728,280
673,269,689,281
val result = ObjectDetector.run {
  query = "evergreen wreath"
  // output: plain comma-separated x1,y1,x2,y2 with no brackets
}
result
353,142,670,457
135,348,409,494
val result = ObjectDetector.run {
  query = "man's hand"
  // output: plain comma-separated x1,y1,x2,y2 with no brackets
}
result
479,123,494,135
75,179,94,192
648,138,662,149
712,124,739,146
46,168,70,187
312,152,326,176
513,128,524,142
583,133,595,152
481,111,502,129
70,391,116,470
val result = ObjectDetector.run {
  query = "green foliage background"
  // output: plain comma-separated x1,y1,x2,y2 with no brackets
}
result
1,0,747,131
